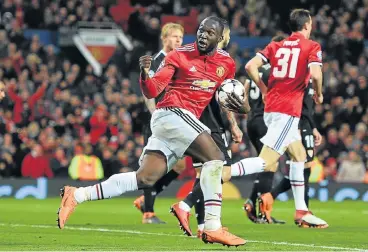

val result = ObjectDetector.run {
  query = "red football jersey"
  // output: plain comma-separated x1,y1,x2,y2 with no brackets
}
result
140,43,236,118
257,32,322,117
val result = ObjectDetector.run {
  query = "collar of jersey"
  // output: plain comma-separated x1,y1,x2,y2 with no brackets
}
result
192,42,218,58
290,32,307,40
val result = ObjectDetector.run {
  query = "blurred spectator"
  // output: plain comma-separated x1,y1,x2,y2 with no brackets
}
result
336,151,366,183
50,147,69,177
21,144,53,178
68,144,104,180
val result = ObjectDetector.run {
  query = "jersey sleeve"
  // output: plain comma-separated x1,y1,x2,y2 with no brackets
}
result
225,59,236,79
257,42,274,63
139,51,180,99
308,42,323,68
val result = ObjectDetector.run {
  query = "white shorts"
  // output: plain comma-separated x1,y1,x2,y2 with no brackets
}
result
260,112,301,155
139,107,210,171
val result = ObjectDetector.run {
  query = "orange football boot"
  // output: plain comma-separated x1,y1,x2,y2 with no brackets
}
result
258,193,274,223
170,202,192,236
133,195,145,213
294,210,329,228
57,186,78,229
202,227,246,247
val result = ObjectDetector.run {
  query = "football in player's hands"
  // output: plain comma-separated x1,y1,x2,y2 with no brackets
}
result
216,79,245,106
139,55,152,73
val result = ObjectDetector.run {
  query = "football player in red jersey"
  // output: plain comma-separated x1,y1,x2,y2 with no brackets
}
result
244,9,328,228
57,16,246,247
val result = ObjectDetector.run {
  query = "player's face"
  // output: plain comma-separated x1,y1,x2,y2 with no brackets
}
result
163,29,183,51
196,19,222,53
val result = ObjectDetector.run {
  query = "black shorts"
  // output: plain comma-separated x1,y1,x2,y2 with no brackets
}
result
143,124,152,145
300,119,315,163
247,116,267,154
192,132,232,168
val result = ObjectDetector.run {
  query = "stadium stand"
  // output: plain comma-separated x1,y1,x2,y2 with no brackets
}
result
0,0,366,184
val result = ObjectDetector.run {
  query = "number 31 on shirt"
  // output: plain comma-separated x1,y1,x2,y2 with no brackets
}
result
273,48,300,78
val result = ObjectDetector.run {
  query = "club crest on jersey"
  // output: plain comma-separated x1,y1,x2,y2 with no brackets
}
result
317,51,322,60
216,66,225,77
192,80,216,89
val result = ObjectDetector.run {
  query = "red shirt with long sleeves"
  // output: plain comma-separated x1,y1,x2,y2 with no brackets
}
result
21,154,53,179
139,43,236,118
89,115,108,145
8,85,46,124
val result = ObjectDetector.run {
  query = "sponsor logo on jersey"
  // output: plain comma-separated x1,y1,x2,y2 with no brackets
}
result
192,80,216,89
216,66,225,77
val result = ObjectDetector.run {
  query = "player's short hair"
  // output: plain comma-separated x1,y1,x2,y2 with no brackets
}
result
271,35,286,42
221,18,230,33
205,16,225,35
289,9,311,32
161,23,184,39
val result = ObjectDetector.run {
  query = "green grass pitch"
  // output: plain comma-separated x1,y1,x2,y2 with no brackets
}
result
0,198,367,251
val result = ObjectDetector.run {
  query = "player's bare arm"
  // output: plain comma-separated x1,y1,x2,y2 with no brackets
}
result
309,64,323,104
224,110,243,143
143,96,156,114
245,56,267,95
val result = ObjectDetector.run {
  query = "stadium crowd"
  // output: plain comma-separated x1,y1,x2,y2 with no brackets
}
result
0,0,367,183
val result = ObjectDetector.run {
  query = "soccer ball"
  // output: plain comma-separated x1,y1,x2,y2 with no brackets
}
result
216,79,245,106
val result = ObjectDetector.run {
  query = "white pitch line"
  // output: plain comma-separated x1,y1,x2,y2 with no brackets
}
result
0,223,366,251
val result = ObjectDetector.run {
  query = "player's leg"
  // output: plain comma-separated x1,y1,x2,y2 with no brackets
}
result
256,112,300,223
286,132,328,228
185,132,245,246
57,108,190,230
57,151,168,229
270,123,314,206
133,126,166,224
171,132,231,237
244,117,268,222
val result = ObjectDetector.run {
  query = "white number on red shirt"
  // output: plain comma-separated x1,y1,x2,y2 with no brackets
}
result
273,48,300,78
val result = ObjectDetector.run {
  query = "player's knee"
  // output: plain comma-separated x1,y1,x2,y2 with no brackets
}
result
136,173,158,187
221,165,231,182
173,164,186,174
195,168,201,178
293,151,306,163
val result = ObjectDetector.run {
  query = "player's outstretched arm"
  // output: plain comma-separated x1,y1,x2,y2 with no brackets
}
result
139,55,175,99
224,109,243,143
310,64,323,104
245,56,267,95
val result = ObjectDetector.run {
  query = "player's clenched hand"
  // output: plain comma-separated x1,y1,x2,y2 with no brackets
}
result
313,128,322,146
314,93,323,104
224,93,249,114
231,125,243,143
139,55,152,74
